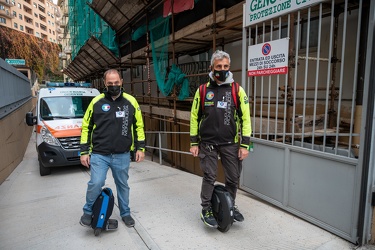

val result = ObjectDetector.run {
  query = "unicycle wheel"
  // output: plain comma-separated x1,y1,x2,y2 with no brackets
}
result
94,228,102,236
218,224,231,233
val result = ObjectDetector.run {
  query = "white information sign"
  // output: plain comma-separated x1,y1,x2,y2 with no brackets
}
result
247,38,289,77
245,0,326,27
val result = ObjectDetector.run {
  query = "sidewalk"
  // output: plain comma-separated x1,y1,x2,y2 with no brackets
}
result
0,134,368,249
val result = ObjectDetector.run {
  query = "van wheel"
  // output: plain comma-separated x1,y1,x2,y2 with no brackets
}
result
39,161,51,176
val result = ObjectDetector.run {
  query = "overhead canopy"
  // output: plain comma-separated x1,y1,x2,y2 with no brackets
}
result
88,0,159,32
63,36,119,81
89,0,244,66
65,0,244,79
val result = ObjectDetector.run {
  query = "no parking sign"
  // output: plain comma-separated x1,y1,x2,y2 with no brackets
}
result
247,38,289,77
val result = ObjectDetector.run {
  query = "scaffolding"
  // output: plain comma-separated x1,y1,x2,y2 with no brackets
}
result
67,0,118,60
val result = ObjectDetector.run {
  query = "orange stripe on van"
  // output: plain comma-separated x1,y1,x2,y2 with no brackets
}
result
37,123,82,138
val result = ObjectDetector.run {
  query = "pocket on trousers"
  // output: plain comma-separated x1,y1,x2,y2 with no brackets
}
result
198,153,206,159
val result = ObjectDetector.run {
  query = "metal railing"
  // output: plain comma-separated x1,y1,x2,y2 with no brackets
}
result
145,131,191,165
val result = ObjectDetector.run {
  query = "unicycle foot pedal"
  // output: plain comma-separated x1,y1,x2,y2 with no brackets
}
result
106,219,118,230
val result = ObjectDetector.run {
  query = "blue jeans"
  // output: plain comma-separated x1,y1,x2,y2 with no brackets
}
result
83,152,131,217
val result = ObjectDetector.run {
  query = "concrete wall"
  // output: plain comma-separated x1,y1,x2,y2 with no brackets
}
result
0,99,34,184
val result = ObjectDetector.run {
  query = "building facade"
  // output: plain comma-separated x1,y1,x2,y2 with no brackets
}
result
0,0,60,43
56,0,70,82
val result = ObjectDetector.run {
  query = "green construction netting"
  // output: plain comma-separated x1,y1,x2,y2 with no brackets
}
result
68,0,118,60
148,16,189,100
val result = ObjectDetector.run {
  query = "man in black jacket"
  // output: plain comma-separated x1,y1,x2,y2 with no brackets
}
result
79,69,146,228
190,50,252,228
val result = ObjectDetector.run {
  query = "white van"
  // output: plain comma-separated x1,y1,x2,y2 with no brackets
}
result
26,82,100,176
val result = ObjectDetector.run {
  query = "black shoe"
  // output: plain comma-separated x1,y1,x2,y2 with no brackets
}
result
122,215,135,227
233,206,244,222
80,213,92,227
201,207,218,228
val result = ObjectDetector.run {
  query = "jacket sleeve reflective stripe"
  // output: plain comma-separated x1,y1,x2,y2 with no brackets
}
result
80,94,103,155
190,88,201,146
238,86,252,149
123,93,146,151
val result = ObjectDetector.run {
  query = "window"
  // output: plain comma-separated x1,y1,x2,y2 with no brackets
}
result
14,22,18,28
35,32,40,37
34,12,37,17
0,18,6,24
0,5,4,11
52,30,54,35
20,25,24,31
17,3,21,9
13,11,16,17
35,22,38,27
49,28,51,33
33,2,37,8
19,14,23,20
40,96,95,119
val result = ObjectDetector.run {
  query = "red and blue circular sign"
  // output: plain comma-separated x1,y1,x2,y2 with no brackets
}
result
262,43,271,56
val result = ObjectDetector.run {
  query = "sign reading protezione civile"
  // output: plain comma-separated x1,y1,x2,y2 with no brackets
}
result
247,38,289,77
245,0,326,27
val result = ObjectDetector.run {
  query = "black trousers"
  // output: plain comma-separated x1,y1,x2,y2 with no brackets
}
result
198,143,242,210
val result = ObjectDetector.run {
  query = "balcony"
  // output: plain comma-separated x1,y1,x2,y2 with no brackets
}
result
54,8,61,18
56,27,62,33
0,9,13,19
40,24,47,31
23,0,31,6
38,4,45,13
0,0,13,7
58,52,66,59
63,46,71,54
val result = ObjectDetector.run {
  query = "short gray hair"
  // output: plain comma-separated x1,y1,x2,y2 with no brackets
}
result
103,69,121,81
210,50,231,67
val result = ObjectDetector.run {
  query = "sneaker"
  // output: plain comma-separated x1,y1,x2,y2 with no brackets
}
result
233,206,244,222
122,215,135,227
80,213,92,227
200,207,218,228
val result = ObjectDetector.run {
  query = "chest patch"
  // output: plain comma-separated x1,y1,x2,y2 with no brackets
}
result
102,104,111,112
206,91,214,100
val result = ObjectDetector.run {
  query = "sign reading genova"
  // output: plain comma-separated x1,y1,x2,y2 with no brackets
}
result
244,0,326,27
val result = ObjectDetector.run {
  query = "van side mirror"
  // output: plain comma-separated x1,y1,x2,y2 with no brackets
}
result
26,112,37,126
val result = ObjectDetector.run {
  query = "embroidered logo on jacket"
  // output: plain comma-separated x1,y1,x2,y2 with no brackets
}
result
206,91,214,100
102,104,111,112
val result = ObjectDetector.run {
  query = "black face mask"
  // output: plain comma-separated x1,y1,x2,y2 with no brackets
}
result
213,70,229,82
107,85,121,96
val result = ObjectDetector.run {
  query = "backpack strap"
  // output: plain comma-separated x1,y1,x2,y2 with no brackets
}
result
200,82,239,111
199,83,207,111
231,82,240,110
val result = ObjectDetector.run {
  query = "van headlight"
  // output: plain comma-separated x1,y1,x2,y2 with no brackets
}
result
41,126,60,146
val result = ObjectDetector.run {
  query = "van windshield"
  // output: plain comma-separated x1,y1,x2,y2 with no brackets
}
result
40,96,94,120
